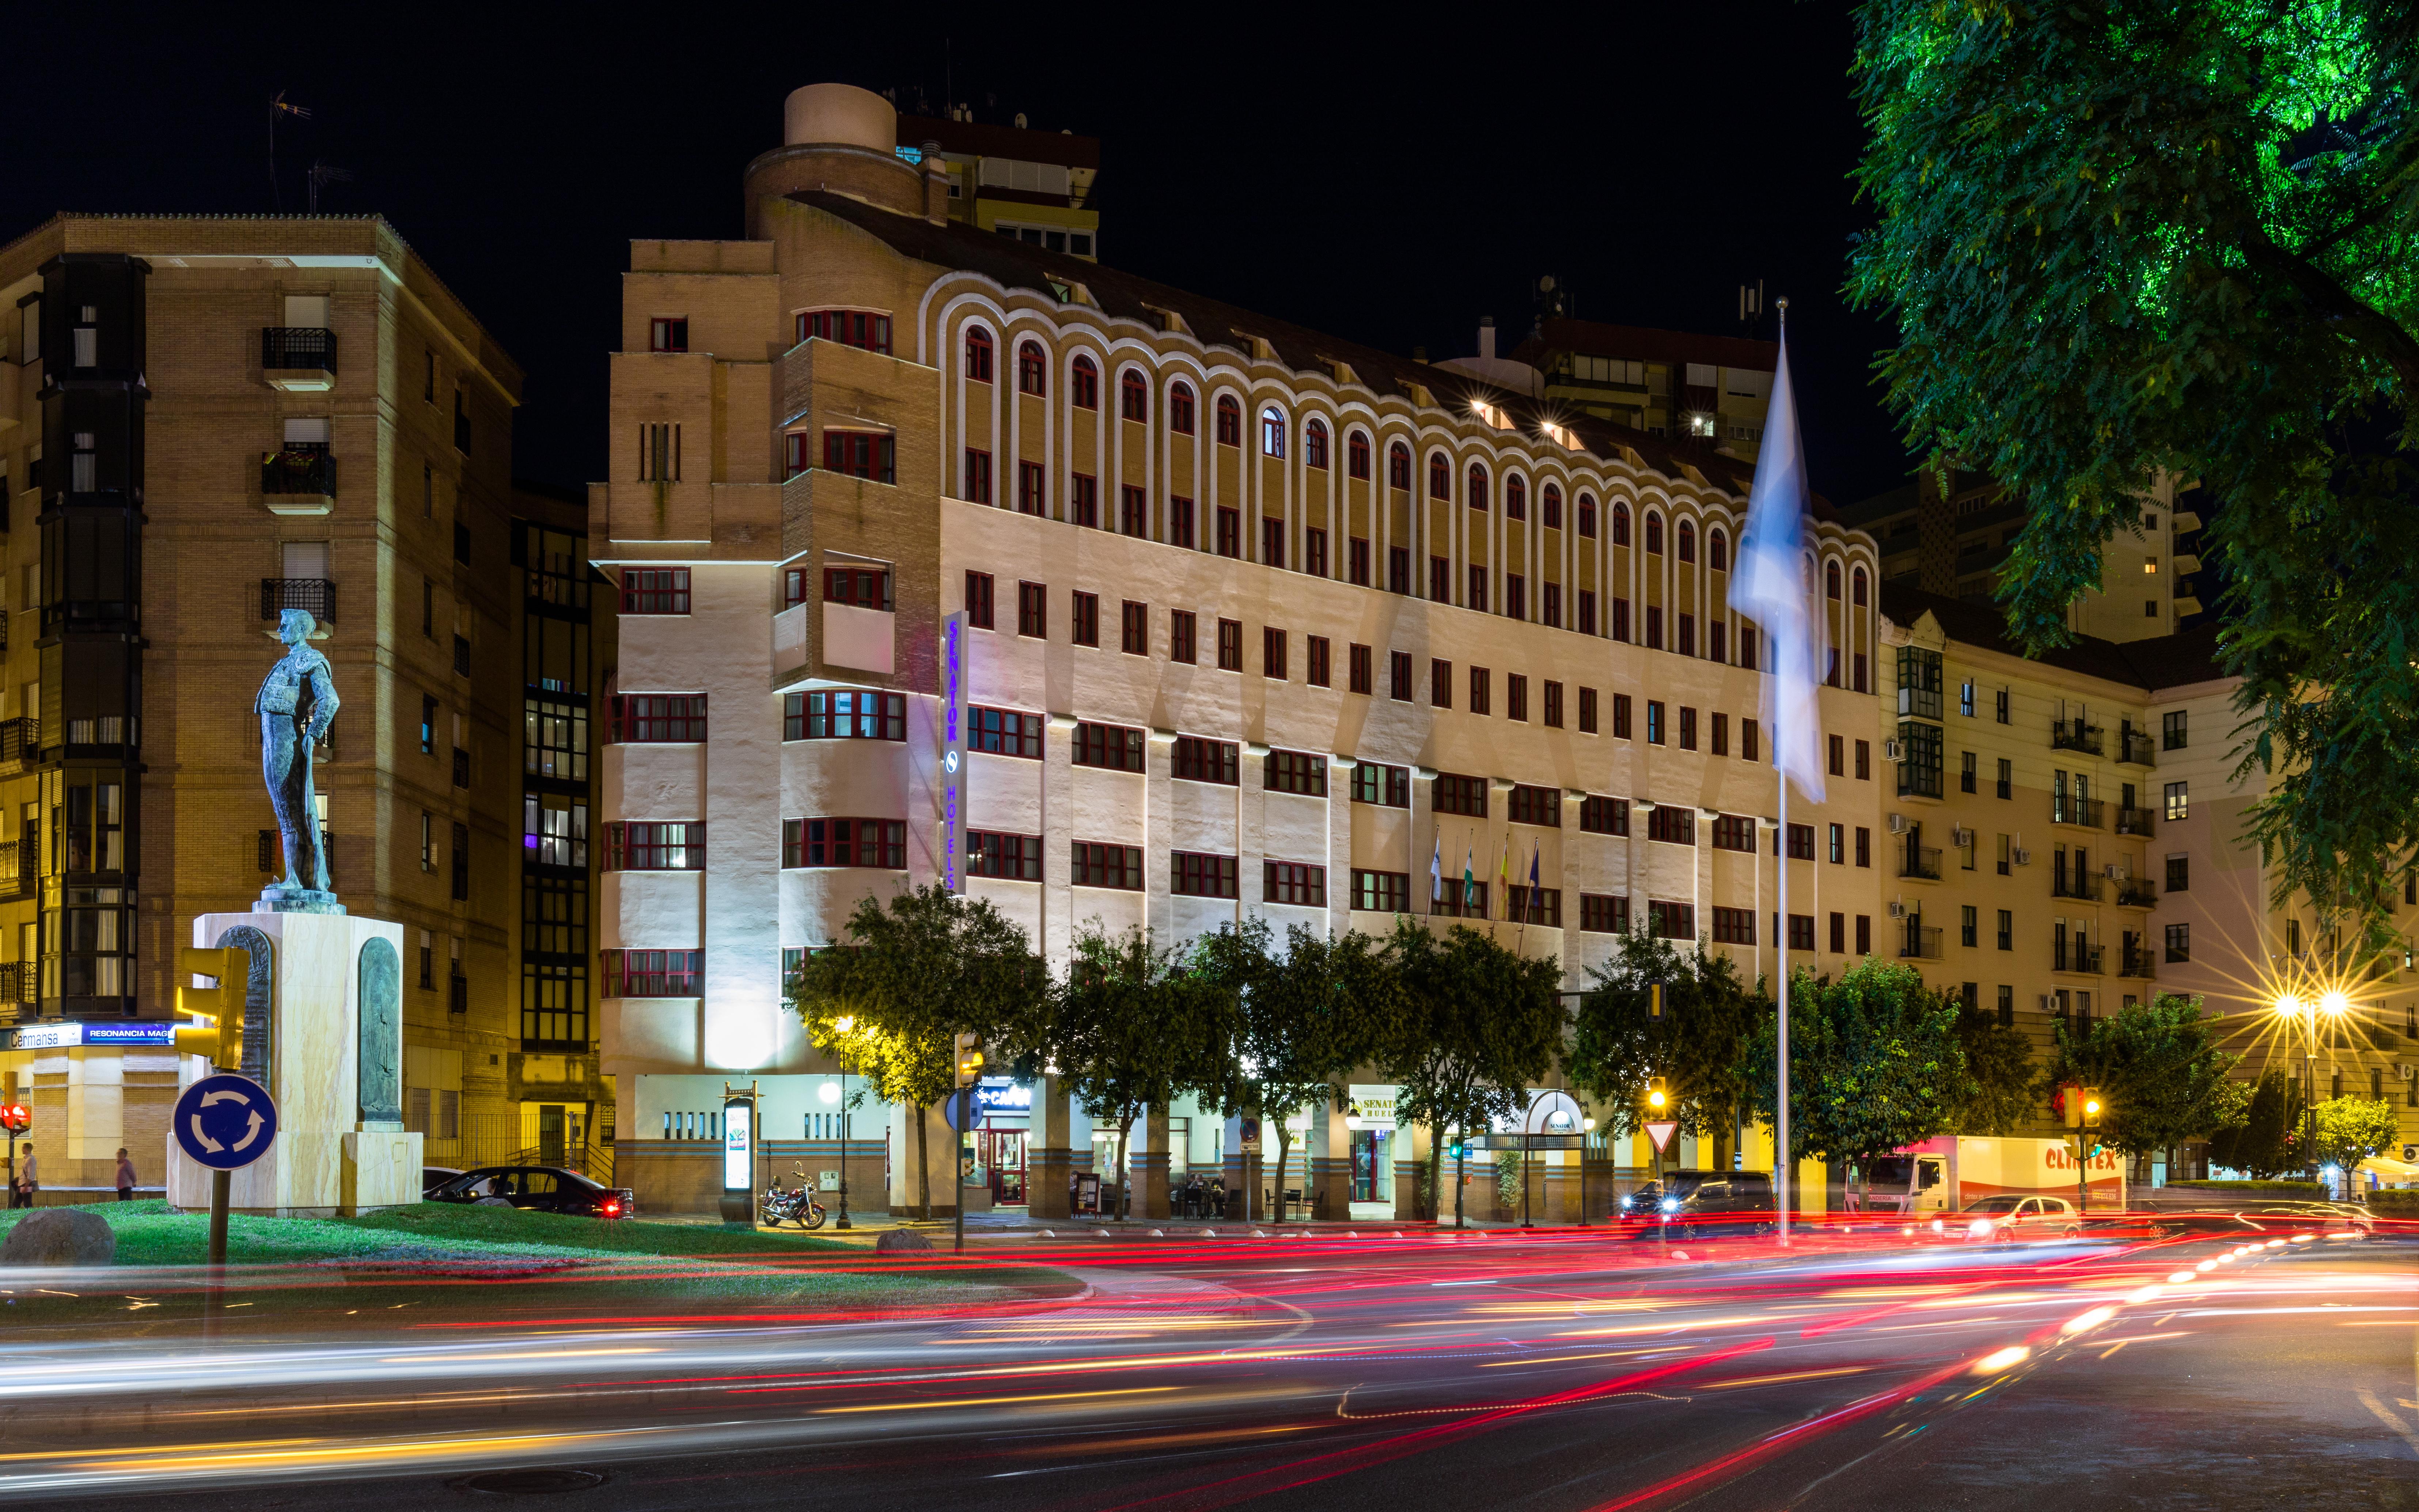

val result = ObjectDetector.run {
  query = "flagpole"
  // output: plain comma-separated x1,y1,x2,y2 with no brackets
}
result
1773,295,1793,1250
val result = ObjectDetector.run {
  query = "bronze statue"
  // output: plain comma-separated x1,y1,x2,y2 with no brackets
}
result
257,608,343,912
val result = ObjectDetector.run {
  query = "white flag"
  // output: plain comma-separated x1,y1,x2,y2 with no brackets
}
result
1729,322,1826,805
1430,833,1443,903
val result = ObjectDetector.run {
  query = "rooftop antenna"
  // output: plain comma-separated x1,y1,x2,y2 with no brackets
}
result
269,92,311,211
308,158,353,214
1739,279,1765,334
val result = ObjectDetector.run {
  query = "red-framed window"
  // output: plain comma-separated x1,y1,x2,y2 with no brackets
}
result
797,308,890,353
1579,795,1628,835
964,571,993,628
1678,520,1696,563
649,317,688,353
1172,851,1239,899
1429,454,1450,499
1389,442,1411,489
782,689,906,741
1304,419,1329,469
1260,406,1286,458
1508,782,1559,826
965,327,993,382
1434,772,1486,817
968,830,1043,880
1710,528,1729,571
603,821,704,871
1071,473,1098,527
1505,475,1526,520
823,566,891,609
782,818,906,869
1017,341,1047,395
1072,841,1144,890
604,949,702,998
1017,460,1046,516
1613,501,1630,545
1579,895,1628,934
824,431,895,483
1215,395,1241,446
1541,483,1561,528
1119,484,1146,537
968,705,1043,758
1265,749,1326,795
620,567,690,615
1348,431,1371,480
610,693,706,743
1468,465,1489,511
1174,736,1238,784
1072,355,1099,410
1263,861,1326,907
1579,493,1597,537
1119,369,1148,421
963,447,992,503
1646,510,1664,553
1170,382,1196,435
1073,721,1145,772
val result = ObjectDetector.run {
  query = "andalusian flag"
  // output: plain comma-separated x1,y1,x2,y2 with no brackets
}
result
1461,844,1476,914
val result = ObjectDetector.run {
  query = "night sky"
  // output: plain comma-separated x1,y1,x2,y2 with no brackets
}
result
7,4,1907,507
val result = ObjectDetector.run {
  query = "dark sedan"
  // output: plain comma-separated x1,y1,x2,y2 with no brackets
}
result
427,1166,634,1219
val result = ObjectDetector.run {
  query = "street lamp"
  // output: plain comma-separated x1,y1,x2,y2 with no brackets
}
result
832,1015,855,1229
2272,989,2348,1189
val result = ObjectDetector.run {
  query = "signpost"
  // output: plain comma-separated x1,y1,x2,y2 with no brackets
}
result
172,1073,279,1341
720,1083,759,1227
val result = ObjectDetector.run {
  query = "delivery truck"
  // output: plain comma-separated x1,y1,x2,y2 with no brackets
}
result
1846,1136,2125,1218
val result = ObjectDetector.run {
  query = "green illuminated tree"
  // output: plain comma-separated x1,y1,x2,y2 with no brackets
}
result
2208,1068,2302,1178
1563,930,1766,1166
1849,1,2419,940
1949,994,2037,1137
2309,1095,2400,1174
2040,994,2242,1159
1049,924,1230,1221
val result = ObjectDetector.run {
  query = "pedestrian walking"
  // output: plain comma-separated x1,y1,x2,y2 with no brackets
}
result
11,1143,35,1208
116,1148,137,1201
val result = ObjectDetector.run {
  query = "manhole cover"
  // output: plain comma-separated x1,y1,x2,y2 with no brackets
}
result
462,1468,606,1495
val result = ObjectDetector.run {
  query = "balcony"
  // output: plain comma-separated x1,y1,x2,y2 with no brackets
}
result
0,962,29,1011
1898,683,1943,722
1899,924,1943,960
2054,943,2105,974
2113,805,2156,837
2118,948,2158,980
260,326,337,391
2052,795,2105,829
2114,878,2159,909
0,840,28,900
260,577,337,624
2051,871,2104,902
2116,730,2157,767
261,444,335,516
0,717,35,769
2050,719,2104,757
1898,845,1942,881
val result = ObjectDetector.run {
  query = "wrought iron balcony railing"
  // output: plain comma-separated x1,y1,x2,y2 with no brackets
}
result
260,577,336,622
2051,720,2104,756
260,326,336,375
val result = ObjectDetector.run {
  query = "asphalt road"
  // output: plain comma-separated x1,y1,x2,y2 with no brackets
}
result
4,1223,2414,1509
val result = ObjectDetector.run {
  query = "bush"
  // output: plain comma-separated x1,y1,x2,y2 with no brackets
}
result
2367,1189,2419,1216
2165,1179,2327,1195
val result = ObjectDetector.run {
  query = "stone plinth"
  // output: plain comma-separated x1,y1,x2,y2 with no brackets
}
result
166,910,417,1217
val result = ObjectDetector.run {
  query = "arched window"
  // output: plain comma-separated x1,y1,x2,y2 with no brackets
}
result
1645,511,1664,554
1577,493,1596,538
1708,528,1728,572
1467,465,1489,511
1428,454,1451,499
1541,483,1561,529
1389,442,1412,489
1017,341,1046,396
1852,566,1868,606
1072,355,1099,410
1170,382,1196,436
1304,418,1329,469
1826,561,1842,599
1347,431,1371,480
1260,406,1287,458
1119,369,1148,421
1215,395,1241,446
1677,521,1695,563
1506,476,1526,520
1612,501,1631,545
964,327,993,383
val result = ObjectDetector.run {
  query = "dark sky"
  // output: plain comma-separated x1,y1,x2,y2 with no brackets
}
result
5,3,1908,506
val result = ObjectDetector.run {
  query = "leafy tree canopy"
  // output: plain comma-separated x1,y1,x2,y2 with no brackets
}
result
2309,1094,2400,1171
1565,930,1765,1140
2042,993,2243,1157
1949,993,2037,1136
1049,923,1231,1219
2209,1067,2303,1177
1749,958,1972,1171
1850,0,2419,934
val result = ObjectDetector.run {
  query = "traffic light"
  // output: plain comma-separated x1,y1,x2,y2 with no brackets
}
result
1647,982,1666,1021
1647,1076,1669,1111
2059,1082,2083,1129
175,944,250,1068
2082,1088,2103,1129
953,1032,984,1089
1447,1133,1467,1162
0,1104,27,1136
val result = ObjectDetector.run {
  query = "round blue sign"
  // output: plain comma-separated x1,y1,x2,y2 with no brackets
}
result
173,1073,279,1170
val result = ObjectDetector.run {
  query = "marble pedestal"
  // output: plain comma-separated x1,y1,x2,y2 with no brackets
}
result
166,910,420,1217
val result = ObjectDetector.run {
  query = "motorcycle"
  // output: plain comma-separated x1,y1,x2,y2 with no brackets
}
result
762,1171,827,1230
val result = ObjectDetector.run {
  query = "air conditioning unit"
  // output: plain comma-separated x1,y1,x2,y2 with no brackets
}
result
2105,863,2127,880
2401,1064,2415,1081
1887,901,1907,920
1888,813,1908,834
2037,994,2054,1012
2012,848,2033,866
1883,740,1906,762
1952,827,1974,847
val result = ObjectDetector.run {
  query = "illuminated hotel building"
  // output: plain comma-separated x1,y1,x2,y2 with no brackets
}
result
594,83,1884,1218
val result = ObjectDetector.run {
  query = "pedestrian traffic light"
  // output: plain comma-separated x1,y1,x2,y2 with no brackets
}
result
2082,1088,2103,1129
1447,1133,1467,1162
953,1032,984,1088
175,945,250,1068
1647,1076,1668,1110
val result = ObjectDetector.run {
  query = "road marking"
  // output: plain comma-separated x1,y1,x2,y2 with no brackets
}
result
1701,1367,1868,1390
819,1386,1176,1414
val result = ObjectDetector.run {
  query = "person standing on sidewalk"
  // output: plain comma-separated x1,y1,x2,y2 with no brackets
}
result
115,1148,137,1201
11,1144,34,1208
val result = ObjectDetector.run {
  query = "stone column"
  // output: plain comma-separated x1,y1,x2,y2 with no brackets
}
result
1137,1105,1171,1220
1027,1075,1073,1220
1221,1113,1263,1225
1307,1095,1351,1222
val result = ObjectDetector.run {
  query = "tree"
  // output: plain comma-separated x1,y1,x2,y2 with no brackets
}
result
2041,994,2243,1159
2209,1068,2303,1178
1747,958,1972,1205
1049,924,1229,1221
787,885,1046,1220
1373,921,1565,1228
1193,919,1386,1221
1949,995,2036,1137
1848,1,2419,939
2309,1096,2400,1174
1564,930,1765,1167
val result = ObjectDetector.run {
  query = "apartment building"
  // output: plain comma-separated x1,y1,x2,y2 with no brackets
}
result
1510,318,1778,462
594,84,1884,1217
895,109,1102,261
1882,586,2419,1168
0,214,555,1194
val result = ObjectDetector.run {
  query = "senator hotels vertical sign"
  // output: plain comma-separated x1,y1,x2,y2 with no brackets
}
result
940,610,969,893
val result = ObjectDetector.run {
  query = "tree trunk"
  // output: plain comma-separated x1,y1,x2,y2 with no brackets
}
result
1271,1125,1293,1223
915,1101,932,1222
1423,1124,1443,1222
1114,1113,1134,1222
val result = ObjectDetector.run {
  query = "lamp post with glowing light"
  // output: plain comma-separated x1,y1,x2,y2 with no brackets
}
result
832,1015,855,1229
2272,989,2347,1186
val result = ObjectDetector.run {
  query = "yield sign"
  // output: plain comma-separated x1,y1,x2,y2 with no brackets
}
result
1644,1120,1679,1153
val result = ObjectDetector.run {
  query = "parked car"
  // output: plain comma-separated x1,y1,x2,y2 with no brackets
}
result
1937,1193,2081,1242
421,1166,464,1197
1660,1174,1775,1239
1621,1171,1722,1219
427,1166,634,1219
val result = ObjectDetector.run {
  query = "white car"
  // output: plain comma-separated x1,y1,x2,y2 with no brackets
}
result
1935,1194,2081,1242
